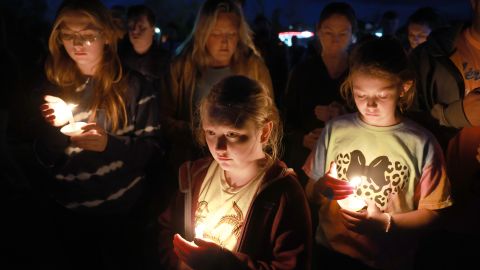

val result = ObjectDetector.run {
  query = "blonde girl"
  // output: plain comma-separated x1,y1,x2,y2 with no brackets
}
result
303,37,452,270
159,75,311,270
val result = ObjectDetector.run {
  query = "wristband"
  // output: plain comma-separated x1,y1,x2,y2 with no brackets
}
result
384,213,392,233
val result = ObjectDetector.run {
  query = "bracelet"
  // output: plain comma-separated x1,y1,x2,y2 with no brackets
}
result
384,213,392,233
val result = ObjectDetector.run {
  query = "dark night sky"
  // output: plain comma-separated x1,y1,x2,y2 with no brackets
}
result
4,0,472,33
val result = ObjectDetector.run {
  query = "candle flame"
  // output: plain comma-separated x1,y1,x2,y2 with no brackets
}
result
195,223,205,239
337,175,366,211
350,176,361,188
44,95,77,126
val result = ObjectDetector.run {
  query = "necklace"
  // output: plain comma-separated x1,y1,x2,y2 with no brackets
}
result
75,77,90,92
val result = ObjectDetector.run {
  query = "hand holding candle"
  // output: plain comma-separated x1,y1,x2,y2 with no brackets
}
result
339,199,389,234
173,233,225,270
336,176,367,212
314,162,354,200
69,123,108,152
42,95,76,127
41,95,87,137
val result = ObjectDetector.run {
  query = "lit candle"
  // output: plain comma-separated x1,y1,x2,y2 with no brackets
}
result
337,176,367,212
44,95,86,136
328,163,366,211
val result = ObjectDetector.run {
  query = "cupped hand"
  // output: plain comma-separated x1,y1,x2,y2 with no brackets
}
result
70,123,108,152
173,234,225,270
314,162,354,200
339,199,389,234
40,103,56,126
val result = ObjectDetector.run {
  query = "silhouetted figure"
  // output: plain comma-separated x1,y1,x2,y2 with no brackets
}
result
252,14,288,112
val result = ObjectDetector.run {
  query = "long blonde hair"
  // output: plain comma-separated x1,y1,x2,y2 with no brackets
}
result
45,0,127,131
174,0,260,92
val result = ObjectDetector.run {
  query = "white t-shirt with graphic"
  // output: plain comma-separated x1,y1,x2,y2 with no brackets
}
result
303,113,452,269
194,161,264,251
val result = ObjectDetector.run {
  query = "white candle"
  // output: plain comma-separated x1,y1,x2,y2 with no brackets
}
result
337,176,367,212
60,121,87,136
44,95,86,136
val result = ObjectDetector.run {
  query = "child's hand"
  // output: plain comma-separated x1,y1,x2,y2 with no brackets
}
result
477,145,480,163
339,200,390,234
328,102,345,119
70,123,108,152
173,234,225,270
314,105,330,122
314,162,354,200
303,128,322,150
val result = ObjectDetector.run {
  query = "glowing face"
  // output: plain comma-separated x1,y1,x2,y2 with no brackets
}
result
203,116,265,172
408,23,431,49
128,14,155,51
59,13,106,75
351,71,404,127
318,14,352,55
206,12,239,67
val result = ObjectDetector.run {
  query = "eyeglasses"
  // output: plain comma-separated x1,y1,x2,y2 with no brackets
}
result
58,30,102,46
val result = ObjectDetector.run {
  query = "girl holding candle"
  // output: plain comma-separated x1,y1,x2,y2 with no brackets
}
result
303,37,452,270
35,0,162,268
160,0,273,183
158,75,311,270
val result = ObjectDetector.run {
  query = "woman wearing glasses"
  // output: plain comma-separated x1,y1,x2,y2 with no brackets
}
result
34,0,162,268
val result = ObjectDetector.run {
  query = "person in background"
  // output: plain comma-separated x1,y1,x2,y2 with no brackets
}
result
304,37,452,270
379,10,400,38
284,2,356,187
252,14,288,114
110,4,127,37
410,0,480,268
161,0,273,188
158,75,311,270
120,4,170,84
406,7,444,52
34,0,162,268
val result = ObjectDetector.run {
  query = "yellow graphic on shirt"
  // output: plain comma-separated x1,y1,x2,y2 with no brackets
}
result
194,201,244,248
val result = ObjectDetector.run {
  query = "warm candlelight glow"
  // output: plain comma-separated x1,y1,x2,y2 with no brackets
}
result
337,175,367,212
60,121,87,136
45,95,86,136
44,95,77,127
195,223,206,239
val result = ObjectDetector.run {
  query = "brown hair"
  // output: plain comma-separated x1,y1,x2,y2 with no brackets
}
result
340,37,415,113
196,75,282,163
45,0,127,131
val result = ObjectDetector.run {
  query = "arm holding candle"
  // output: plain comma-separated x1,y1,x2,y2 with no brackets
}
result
305,162,354,203
159,158,312,270
340,200,440,235
34,73,164,212
172,234,231,270
69,122,108,152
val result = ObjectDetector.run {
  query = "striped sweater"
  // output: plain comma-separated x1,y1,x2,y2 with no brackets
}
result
34,70,162,214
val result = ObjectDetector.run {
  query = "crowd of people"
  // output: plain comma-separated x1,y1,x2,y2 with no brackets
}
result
1,0,479,269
